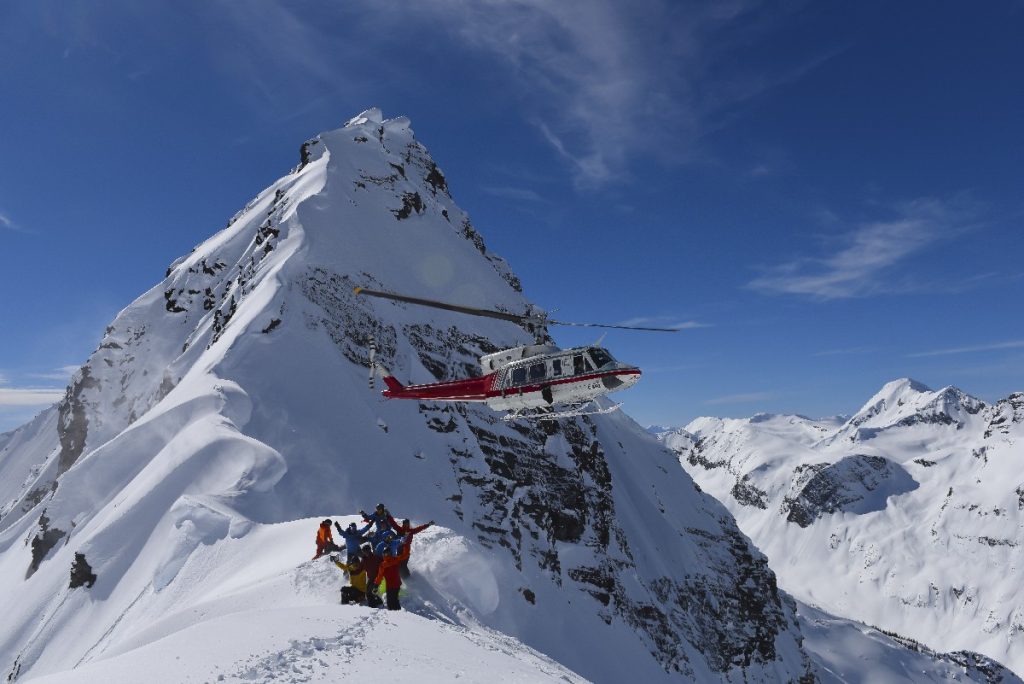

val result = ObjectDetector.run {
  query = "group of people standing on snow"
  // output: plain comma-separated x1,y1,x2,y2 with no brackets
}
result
312,502,434,611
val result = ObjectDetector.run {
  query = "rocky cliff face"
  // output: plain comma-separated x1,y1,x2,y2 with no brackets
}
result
656,378,1024,675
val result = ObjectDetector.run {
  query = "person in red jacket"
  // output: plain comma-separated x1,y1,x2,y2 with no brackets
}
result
312,519,342,559
374,544,411,610
388,516,434,578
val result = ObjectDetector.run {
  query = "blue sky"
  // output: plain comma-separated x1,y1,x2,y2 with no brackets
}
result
1,0,1022,431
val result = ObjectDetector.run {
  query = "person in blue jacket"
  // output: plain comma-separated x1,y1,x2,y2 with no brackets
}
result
334,520,373,559
361,503,393,546
374,530,399,559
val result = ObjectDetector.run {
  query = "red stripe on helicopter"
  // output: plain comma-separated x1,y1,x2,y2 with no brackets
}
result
382,369,640,401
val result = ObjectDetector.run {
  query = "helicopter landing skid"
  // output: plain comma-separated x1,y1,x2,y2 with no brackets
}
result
502,400,622,422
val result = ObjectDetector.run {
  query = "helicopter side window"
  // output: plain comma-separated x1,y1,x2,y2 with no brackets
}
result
529,363,546,381
551,359,562,377
511,367,527,385
573,354,593,375
589,348,613,368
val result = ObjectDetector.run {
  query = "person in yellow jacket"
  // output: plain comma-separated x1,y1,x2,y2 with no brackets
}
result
332,549,380,606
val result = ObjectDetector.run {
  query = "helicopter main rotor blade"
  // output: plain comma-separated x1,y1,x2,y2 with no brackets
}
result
354,288,527,324
355,287,680,332
546,320,680,332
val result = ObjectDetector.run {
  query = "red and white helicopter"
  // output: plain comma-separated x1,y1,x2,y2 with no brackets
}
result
354,287,677,420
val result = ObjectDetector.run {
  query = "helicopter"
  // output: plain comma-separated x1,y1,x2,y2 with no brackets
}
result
354,287,677,420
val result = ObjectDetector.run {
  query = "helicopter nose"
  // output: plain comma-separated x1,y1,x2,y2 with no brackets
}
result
605,368,641,392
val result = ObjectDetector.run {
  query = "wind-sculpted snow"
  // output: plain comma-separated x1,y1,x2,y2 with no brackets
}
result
0,111,1007,683
658,378,1024,676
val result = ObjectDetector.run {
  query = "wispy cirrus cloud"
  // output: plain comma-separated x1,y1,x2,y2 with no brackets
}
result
0,210,28,233
907,339,1024,358
0,388,65,406
395,0,833,187
748,198,975,300
703,391,776,405
37,1,829,188
0,369,69,406
27,366,80,381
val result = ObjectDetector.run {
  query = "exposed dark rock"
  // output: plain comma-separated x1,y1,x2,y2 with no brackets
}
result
731,475,768,509
391,192,425,220
521,587,536,604
57,367,99,476
914,458,937,467
163,289,186,313
424,162,448,196
69,552,97,588
782,455,918,528
686,437,729,470
459,218,486,254
261,318,281,334
27,512,66,577
298,139,319,170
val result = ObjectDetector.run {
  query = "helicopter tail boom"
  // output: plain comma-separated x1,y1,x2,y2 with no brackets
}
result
381,374,405,394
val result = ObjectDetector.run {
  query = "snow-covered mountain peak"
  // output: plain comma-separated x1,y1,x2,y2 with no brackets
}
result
839,377,986,441
0,110,832,683
850,377,931,422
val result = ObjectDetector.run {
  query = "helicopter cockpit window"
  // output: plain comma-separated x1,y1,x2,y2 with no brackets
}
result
551,359,562,377
529,363,546,381
511,367,527,385
589,348,613,368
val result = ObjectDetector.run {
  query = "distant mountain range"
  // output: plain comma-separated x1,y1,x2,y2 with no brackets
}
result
653,378,1024,675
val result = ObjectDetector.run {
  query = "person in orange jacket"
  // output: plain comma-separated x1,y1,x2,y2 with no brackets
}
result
313,518,342,559
373,544,411,610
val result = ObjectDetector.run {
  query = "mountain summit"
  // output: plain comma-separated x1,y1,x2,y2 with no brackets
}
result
0,111,825,682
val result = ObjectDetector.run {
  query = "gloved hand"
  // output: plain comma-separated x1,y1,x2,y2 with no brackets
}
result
359,510,368,518
369,583,378,594
330,554,340,563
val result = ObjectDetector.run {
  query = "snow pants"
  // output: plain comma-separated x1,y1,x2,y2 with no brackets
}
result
385,588,401,611
313,541,342,559
341,586,365,605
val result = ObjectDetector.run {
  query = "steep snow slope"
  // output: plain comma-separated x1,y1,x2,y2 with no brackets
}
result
657,379,1024,674
0,109,816,683
22,517,588,684
15,516,1015,684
